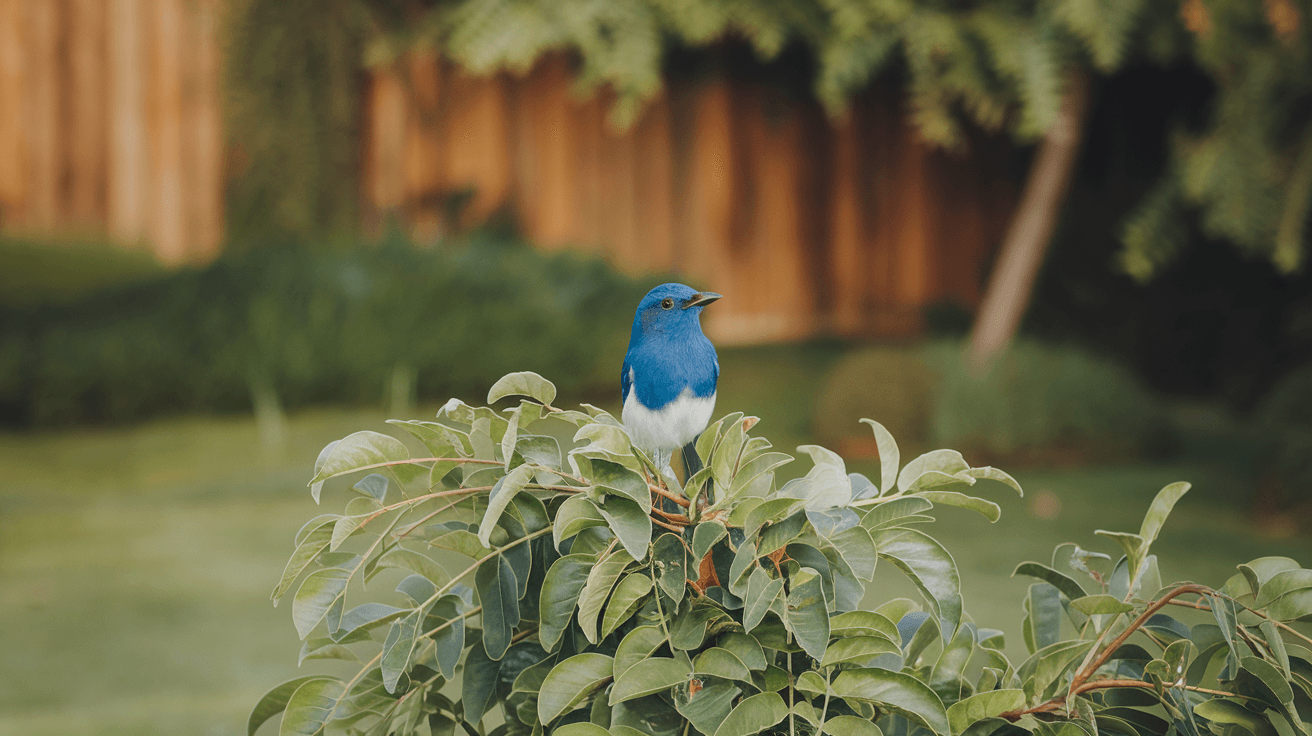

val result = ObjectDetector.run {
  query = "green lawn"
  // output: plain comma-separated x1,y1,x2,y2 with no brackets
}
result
1,352,1309,735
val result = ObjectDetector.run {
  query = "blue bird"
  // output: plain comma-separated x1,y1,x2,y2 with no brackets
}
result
621,283,722,483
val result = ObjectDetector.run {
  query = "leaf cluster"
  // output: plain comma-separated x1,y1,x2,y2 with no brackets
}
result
255,372,1312,736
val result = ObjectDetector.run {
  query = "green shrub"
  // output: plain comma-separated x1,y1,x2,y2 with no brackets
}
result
0,236,165,307
0,232,647,427
255,372,1312,736
812,347,937,456
924,340,1172,463
1257,363,1312,502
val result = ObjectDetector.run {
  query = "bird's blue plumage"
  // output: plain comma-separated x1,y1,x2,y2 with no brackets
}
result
620,283,721,466
622,284,719,409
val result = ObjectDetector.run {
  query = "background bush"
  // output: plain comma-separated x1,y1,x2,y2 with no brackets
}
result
0,230,648,428
811,341,1171,465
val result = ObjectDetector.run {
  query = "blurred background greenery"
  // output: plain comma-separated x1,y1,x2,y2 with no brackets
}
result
3,0,1312,734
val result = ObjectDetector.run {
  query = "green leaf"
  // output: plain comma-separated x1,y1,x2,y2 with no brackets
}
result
1019,639,1097,703
1027,584,1062,651
615,625,667,680
352,473,389,502
653,533,689,603
694,647,752,681
824,716,883,736
594,495,652,561
1011,562,1087,601
897,449,970,492
373,547,448,587
1138,482,1190,545
730,452,795,496
712,692,789,736
292,568,349,640
829,526,878,581
1070,594,1134,615
963,467,1023,496
578,549,634,644
537,653,614,724
821,635,901,667
677,682,740,736
1193,698,1279,736
610,657,691,704
830,610,900,642
428,595,465,678
310,430,412,489
476,554,521,660
488,371,556,406
298,638,358,666
692,522,728,561
381,607,425,693
859,419,899,496
555,495,608,550
1241,655,1296,709
711,415,750,489
554,724,611,736
248,676,331,736
743,567,783,632
1094,531,1146,580
859,497,934,529
875,528,962,640
272,522,335,604
786,567,830,661
946,690,1025,736
478,464,534,547
591,458,651,512
917,491,1000,522
719,633,768,670
278,677,345,736
830,668,950,735
602,573,653,640
1255,569,1312,608
930,623,977,696
462,640,500,725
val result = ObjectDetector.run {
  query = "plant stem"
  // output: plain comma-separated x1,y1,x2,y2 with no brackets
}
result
650,483,691,509
1070,584,1211,692
787,651,795,736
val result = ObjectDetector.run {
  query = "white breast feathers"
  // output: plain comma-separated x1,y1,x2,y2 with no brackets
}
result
623,385,716,456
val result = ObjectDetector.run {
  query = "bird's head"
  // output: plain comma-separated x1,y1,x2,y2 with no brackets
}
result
632,283,722,338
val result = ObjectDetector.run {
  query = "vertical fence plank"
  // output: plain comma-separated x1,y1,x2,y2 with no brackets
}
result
67,0,108,230
0,0,27,226
631,91,675,273
443,67,510,225
149,0,186,262
366,66,408,223
828,114,864,335
184,0,223,258
108,0,147,245
24,0,60,230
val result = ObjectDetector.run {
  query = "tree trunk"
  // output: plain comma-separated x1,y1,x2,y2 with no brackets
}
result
967,72,1092,370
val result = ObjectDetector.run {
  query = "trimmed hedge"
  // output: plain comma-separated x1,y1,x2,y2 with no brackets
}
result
0,232,648,427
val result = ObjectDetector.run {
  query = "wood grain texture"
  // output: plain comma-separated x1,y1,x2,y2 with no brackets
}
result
360,54,1017,342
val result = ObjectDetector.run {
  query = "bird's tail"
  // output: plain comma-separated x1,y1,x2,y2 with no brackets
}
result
682,440,709,504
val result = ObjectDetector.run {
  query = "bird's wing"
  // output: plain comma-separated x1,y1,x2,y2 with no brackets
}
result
621,355,633,403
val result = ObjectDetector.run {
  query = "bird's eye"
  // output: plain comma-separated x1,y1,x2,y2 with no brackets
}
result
660,298,674,310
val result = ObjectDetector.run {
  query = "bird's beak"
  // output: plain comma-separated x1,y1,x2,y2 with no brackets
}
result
683,292,722,309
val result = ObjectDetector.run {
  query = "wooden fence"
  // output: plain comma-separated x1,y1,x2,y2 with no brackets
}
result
0,3,1018,341
0,0,224,263
363,55,1018,343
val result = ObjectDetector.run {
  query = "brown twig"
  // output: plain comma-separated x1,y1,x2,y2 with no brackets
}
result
649,484,691,509
999,583,1214,722
652,516,685,533
1167,598,1312,649
1070,584,1212,691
